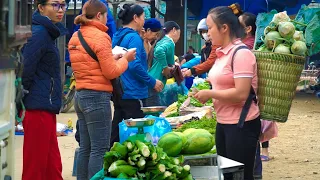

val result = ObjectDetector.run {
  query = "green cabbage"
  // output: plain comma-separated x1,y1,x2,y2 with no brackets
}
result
274,44,291,54
271,11,290,25
264,31,282,50
278,22,295,38
291,41,307,56
293,31,305,42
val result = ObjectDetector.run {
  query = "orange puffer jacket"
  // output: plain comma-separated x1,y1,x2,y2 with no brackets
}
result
68,20,128,92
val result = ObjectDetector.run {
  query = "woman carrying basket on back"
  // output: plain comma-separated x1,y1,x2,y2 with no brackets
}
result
194,6,261,180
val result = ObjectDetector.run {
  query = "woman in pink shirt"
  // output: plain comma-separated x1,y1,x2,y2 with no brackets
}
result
194,6,261,180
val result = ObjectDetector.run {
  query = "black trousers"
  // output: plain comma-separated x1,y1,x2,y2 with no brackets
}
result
262,141,269,148
216,117,261,180
110,99,145,147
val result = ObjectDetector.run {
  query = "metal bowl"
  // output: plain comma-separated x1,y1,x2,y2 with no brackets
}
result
123,118,155,128
141,106,167,113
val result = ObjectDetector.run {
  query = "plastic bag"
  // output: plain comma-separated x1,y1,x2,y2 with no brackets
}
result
159,82,188,107
90,169,105,180
260,120,278,143
191,78,206,88
119,115,172,145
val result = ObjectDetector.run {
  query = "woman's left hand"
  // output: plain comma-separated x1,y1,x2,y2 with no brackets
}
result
194,90,212,104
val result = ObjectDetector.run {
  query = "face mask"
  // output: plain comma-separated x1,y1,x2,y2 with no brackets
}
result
202,33,209,41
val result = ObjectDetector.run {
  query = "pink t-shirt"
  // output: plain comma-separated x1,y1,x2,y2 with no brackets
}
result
208,40,260,124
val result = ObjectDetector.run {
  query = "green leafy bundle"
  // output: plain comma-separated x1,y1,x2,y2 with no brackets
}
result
174,117,217,136
103,140,192,180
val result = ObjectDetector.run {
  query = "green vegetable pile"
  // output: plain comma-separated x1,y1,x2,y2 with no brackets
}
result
255,7,320,56
174,117,217,136
104,140,193,180
257,11,307,56
158,129,215,156
164,82,212,118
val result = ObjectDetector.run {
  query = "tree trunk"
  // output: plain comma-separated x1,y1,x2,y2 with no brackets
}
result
165,0,185,56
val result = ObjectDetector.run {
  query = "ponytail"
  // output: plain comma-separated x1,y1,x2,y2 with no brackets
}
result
74,14,90,25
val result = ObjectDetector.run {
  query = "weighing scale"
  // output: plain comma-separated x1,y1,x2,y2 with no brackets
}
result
122,107,167,143
123,118,155,143
141,106,167,116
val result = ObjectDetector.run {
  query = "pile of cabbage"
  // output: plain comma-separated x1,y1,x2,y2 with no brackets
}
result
257,11,307,56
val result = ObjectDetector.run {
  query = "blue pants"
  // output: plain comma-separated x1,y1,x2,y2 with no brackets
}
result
74,90,112,180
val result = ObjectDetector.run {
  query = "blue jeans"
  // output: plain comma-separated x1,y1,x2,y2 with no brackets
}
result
74,90,112,180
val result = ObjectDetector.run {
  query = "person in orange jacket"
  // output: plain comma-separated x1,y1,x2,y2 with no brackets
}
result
68,0,136,179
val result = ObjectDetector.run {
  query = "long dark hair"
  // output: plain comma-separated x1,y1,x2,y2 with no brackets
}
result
34,0,48,10
240,12,257,36
118,4,144,25
148,21,180,68
208,6,245,40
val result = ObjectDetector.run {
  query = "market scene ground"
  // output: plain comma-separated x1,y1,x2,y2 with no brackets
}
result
13,93,320,180
2,0,320,179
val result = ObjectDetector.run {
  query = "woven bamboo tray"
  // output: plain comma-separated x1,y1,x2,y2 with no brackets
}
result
253,51,306,123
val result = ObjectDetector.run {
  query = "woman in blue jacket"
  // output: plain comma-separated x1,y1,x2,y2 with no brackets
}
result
21,0,68,179
110,4,164,146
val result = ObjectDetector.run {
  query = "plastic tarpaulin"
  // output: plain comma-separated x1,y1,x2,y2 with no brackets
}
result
163,0,314,19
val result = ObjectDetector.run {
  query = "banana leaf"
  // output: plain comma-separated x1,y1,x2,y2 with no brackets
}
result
305,11,320,56
294,5,320,32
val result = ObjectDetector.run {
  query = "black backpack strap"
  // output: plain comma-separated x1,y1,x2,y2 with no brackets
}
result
231,46,258,128
77,30,98,62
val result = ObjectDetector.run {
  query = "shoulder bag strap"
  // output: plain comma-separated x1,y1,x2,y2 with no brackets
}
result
77,30,98,62
231,46,258,128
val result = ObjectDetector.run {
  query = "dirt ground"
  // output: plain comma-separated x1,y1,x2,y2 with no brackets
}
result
263,93,320,180
13,93,320,180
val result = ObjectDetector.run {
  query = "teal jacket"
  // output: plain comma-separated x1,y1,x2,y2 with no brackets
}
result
148,36,175,85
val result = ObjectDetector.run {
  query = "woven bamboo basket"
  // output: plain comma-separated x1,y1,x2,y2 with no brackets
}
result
253,51,306,123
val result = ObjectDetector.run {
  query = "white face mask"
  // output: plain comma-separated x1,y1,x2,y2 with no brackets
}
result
202,33,209,41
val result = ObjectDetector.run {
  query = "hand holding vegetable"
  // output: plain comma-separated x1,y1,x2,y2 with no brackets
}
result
194,90,213,104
